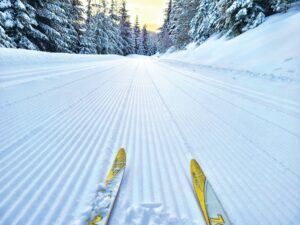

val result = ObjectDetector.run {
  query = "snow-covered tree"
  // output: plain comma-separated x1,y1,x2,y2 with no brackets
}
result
148,38,157,56
0,0,47,50
58,0,81,52
79,19,97,54
190,0,222,44
271,0,288,13
133,16,141,54
157,0,173,53
94,12,123,54
93,13,111,54
218,0,266,37
79,0,96,53
104,18,124,55
169,0,199,48
141,25,149,55
86,0,93,22
80,1,123,55
259,0,288,14
119,0,133,55
27,0,73,52
69,0,85,52
109,0,119,23
0,11,15,47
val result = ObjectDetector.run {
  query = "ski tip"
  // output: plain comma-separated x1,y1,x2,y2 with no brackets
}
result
119,147,126,154
190,159,197,166
117,148,126,163
190,159,206,182
190,159,200,172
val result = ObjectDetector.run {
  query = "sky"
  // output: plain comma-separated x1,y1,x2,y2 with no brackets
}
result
84,0,168,32
126,0,168,32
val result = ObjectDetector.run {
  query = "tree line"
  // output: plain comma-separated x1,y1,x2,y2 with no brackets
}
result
158,0,295,52
0,0,156,56
1,0,296,55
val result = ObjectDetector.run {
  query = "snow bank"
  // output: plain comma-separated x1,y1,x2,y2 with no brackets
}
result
0,48,122,71
161,6,300,78
0,48,124,88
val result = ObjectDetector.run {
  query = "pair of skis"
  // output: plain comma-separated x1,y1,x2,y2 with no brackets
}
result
86,148,230,225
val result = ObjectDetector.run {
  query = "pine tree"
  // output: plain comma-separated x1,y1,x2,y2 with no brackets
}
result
86,0,93,22
80,0,123,55
169,0,199,48
141,25,149,55
70,0,85,52
158,0,173,52
0,11,15,47
133,16,141,54
109,0,119,23
190,0,221,44
94,12,123,54
104,16,124,55
80,0,97,54
260,0,288,15
79,18,97,54
119,0,133,55
218,0,266,37
0,0,47,50
28,0,73,52
148,38,157,56
59,0,81,52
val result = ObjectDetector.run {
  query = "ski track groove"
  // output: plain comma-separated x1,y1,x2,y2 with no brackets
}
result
2,64,124,223
0,86,112,192
158,61,300,186
40,88,129,225
0,66,122,151
0,67,122,169
142,87,153,202
0,60,122,89
31,62,138,225
0,65,118,109
152,61,300,177
159,59,300,111
29,86,126,225
0,57,299,225
146,66,198,219
0,86,119,224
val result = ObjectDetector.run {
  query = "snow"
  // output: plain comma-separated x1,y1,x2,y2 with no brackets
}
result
161,6,300,85
0,8,300,225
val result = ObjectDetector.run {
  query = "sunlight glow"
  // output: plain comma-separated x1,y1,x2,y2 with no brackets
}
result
84,0,167,32
126,0,168,32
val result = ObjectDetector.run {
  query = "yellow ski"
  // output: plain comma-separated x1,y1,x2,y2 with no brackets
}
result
190,159,231,225
87,148,126,225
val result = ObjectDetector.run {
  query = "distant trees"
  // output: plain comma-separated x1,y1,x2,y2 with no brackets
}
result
0,0,157,56
1,0,293,54
141,25,149,55
158,0,294,52
157,0,173,53
133,16,142,54
119,0,133,55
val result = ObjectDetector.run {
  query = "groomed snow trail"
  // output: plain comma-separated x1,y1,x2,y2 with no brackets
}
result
0,54,299,225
